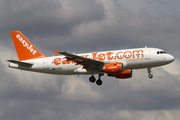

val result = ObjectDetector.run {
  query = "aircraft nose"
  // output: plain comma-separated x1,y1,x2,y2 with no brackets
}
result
167,54,174,63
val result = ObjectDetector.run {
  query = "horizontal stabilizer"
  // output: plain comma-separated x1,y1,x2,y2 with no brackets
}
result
7,60,33,66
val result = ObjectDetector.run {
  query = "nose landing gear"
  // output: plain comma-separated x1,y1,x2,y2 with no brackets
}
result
148,74,153,79
147,68,153,79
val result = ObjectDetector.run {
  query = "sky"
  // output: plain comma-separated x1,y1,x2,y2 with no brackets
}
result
0,0,180,120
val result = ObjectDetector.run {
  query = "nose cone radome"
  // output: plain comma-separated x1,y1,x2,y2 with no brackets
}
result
167,54,174,63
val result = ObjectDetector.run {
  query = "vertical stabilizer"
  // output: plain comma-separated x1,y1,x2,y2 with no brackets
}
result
10,31,46,61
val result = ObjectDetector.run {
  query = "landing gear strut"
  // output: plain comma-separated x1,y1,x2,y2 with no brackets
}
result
96,74,104,86
147,68,153,79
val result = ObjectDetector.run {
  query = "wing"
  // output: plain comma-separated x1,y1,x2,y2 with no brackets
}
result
54,50,104,70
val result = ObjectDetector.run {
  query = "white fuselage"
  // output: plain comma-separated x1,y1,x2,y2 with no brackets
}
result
9,47,174,75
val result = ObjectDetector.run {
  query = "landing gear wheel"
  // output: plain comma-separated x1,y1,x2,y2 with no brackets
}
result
148,74,153,79
89,74,104,85
89,76,96,83
96,79,102,86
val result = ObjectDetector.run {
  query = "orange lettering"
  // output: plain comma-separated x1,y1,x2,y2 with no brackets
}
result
85,55,88,57
62,58,70,64
116,52,123,59
124,51,132,59
92,52,97,59
98,53,106,61
71,61,76,64
133,50,144,58
106,52,113,60
53,58,61,65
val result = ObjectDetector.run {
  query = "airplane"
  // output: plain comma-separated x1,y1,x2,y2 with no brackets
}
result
7,31,174,86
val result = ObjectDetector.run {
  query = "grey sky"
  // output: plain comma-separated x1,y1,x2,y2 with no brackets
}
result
0,0,180,120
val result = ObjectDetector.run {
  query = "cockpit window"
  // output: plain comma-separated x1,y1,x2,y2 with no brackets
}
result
157,51,167,54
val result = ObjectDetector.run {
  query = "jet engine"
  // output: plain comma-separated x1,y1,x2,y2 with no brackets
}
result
107,70,132,79
115,70,132,79
103,62,123,74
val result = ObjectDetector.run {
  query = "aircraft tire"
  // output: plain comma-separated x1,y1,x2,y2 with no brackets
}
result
96,79,102,86
89,76,96,83
148,74,153,79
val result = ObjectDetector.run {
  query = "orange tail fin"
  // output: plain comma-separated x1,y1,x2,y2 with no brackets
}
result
10,31,46,61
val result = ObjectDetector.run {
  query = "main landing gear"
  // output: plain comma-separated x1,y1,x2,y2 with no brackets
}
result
147,68,153,79
89,74,104,86
89,75,96,83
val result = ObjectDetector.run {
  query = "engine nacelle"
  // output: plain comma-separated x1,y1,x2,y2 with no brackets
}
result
115,70,132,79
103,62,123,74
